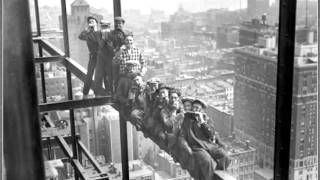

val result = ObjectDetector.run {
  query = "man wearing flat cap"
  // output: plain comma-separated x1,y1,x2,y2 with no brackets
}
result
181,96,194,111
106,16,132,88
94,19,113,96
179,98,231,180
79,15,100,98
145,78,161,112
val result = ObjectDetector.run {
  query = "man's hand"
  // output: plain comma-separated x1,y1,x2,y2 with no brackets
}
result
141,67,147,76
86,26,93,32
87,24,97,31
195,112,206,124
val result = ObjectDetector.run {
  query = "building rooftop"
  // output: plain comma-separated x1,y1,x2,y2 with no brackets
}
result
111,160,154,180
208,104,234,115
222,137,255,155
254,168,274,179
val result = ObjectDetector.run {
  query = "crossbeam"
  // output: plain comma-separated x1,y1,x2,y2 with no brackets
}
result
34,56,64,64
39,96,113,112
78,141,107,174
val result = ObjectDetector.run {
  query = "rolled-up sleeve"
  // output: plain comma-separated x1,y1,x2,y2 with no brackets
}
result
139,51,145,69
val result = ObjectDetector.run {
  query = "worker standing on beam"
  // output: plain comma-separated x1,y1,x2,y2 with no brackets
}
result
106,16,132,91
79,15,100,98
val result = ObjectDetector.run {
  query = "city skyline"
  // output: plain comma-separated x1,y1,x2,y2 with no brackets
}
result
35,0,278,15
27,0,319,179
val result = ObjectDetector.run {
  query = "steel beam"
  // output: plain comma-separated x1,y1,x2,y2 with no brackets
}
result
78,141,107,174
34,56,65,64
39,96,113,112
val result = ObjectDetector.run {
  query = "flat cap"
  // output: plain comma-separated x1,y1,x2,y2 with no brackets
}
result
181,96,195,103
100,20,111,26
87,15,98,23
192,98,207,109
114,16,125,23
147,77,160,84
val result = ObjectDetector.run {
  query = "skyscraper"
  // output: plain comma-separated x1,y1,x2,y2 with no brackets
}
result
96,105,135,163
289,46,318,180
233,34,318,180
233,36,277,169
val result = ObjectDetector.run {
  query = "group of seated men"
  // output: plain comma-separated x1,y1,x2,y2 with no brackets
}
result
79,15,231,180
115,71,231,180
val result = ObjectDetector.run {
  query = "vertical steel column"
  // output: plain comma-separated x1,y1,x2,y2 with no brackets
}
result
60,0,78,179
113,1,129,180
113,0,122,17
112,0,122,95
3,0,45,179
34,0,47,103
0,0,2,177
318,5,320,176
60,0,70,57
35,0,52,160
274,0,297,180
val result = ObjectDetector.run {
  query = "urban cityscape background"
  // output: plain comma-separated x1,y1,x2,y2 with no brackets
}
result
30,0,318,180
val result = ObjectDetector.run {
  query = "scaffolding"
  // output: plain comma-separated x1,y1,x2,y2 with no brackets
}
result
3,0,298,180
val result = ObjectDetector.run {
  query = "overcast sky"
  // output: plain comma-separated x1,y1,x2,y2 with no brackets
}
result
38,0,277,15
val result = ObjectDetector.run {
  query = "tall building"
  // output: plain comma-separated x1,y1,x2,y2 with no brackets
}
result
132,131,155,160
233,35,318,180
156,151,192,180
206,105,233,138
233,35,279,170
289,47,318,180
113,160,155,180
96,105,135,163
216,25,240,49
239,18,276,46
60,0,103,67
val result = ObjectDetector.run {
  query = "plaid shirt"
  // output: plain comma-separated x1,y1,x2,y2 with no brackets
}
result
114,46,145,75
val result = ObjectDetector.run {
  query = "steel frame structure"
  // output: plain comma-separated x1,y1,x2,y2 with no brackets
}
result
3,0,299,179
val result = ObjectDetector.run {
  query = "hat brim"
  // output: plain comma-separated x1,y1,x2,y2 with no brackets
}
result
114,17,125,23
182,98,194,103
87,16,97,22
192,99,207,108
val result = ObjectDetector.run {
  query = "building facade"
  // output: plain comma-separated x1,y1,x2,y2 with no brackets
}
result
97,106,135,163
223,137,256,180
233,38,318,180
289,51,318,180
156,151,192,180
206,105,234,138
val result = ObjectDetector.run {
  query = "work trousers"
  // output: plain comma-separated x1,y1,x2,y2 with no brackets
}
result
83,53,98,96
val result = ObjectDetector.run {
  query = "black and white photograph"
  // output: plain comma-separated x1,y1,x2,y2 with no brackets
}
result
2,0,319,180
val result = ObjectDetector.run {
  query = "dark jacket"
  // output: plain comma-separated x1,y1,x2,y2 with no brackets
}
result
79,30,99,54
180,112,216,150
106,29,132,54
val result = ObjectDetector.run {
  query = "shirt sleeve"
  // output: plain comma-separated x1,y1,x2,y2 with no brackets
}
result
139,50,146,69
